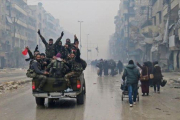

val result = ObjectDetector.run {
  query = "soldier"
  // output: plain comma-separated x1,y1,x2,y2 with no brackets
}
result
46,53,69,78
55,41,65,59
40,53,50,70
30,54,49,92
65,47,86,88
65,38,73,50
37,29,64,58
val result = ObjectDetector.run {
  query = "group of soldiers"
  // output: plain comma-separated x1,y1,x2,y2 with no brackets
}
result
26,30,87,92
94,59,123,77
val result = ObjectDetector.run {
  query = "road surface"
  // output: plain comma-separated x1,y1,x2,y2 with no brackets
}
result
0,66,180,120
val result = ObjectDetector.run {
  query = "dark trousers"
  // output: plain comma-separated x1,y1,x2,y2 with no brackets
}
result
104,68,108,75
154,82,160,91
36,75,47,89
111,68,114,76
149,79,153,87
118,68,122,74
141,81,149,94
99,69,103,76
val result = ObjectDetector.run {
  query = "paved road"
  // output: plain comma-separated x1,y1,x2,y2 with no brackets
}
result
0,66,180,120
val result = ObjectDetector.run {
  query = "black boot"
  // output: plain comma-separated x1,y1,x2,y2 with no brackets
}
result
142,93,145,96
147,93,149,96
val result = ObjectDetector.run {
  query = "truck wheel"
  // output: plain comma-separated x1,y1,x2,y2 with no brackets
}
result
83,82,86,95
35,97,45,106
77,91,84,105
48,98,57,106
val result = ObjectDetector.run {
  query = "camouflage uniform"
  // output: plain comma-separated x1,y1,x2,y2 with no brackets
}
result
30,60,47,89
39,34,62,58
65,60,84,86
46,59,69,78
35,75,47,89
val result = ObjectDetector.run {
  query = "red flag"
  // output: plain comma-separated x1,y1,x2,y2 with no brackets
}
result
22,48,29,58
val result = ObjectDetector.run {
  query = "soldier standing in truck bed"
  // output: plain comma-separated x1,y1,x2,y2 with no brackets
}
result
37,29,64,58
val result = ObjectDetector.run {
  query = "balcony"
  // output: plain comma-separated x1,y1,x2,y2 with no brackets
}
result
11,4,27,16
162,5,168,17
171,0,179,10
12,33,27,41
17,20,27,28
28,25,36,31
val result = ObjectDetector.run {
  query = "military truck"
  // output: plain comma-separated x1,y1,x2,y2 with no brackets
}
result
32,73,86,106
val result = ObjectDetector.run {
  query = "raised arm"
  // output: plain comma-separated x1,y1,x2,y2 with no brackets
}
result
37,29,48,46
26,46,34,59
136,62,143,69
74,34,79,43
54,31,64,45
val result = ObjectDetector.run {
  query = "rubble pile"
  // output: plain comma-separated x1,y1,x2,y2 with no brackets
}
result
0,80,31,94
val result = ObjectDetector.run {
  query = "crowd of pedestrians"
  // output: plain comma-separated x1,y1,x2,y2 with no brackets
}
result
91,59,123,77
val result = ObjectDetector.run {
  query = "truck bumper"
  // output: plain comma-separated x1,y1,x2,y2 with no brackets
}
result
33,92,80,98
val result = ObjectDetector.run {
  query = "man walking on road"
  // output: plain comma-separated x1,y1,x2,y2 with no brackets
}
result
117,60,123,74
122,60,140,107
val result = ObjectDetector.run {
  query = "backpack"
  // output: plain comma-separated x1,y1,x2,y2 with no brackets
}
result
52,61,66,77
72,62,83,72
26,60,37,78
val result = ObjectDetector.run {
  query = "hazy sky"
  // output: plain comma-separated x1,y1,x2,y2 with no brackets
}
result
28,0,120,60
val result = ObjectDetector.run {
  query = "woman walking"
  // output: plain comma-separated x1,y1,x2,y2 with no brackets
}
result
153,61,163,93
137,62,149,96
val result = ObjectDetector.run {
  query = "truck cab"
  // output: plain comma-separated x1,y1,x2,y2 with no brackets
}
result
32,73,86,106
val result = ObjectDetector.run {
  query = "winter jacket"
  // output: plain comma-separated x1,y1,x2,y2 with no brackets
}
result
153,64,163,84
117,61,123,71
122,64,140,85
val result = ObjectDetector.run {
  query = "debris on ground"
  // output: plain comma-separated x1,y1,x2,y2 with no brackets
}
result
156,108,161,110
0,80,31,95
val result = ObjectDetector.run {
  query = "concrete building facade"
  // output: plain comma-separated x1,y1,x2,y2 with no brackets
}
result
110,0,180,71
0,1,62,68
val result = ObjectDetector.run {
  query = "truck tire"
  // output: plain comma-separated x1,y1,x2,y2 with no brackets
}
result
77,90,84,105
48,98,57,106
83,82,86,95
35,97,45,106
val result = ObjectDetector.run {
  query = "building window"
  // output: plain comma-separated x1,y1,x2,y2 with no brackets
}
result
159,12,162,24
152,0,157,6
154,16,156,25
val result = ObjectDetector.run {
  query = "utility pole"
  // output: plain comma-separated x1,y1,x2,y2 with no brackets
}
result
78,21,83,51
167,0,171,48
127,0,130,61
87,34,89,61
167,0,171,70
